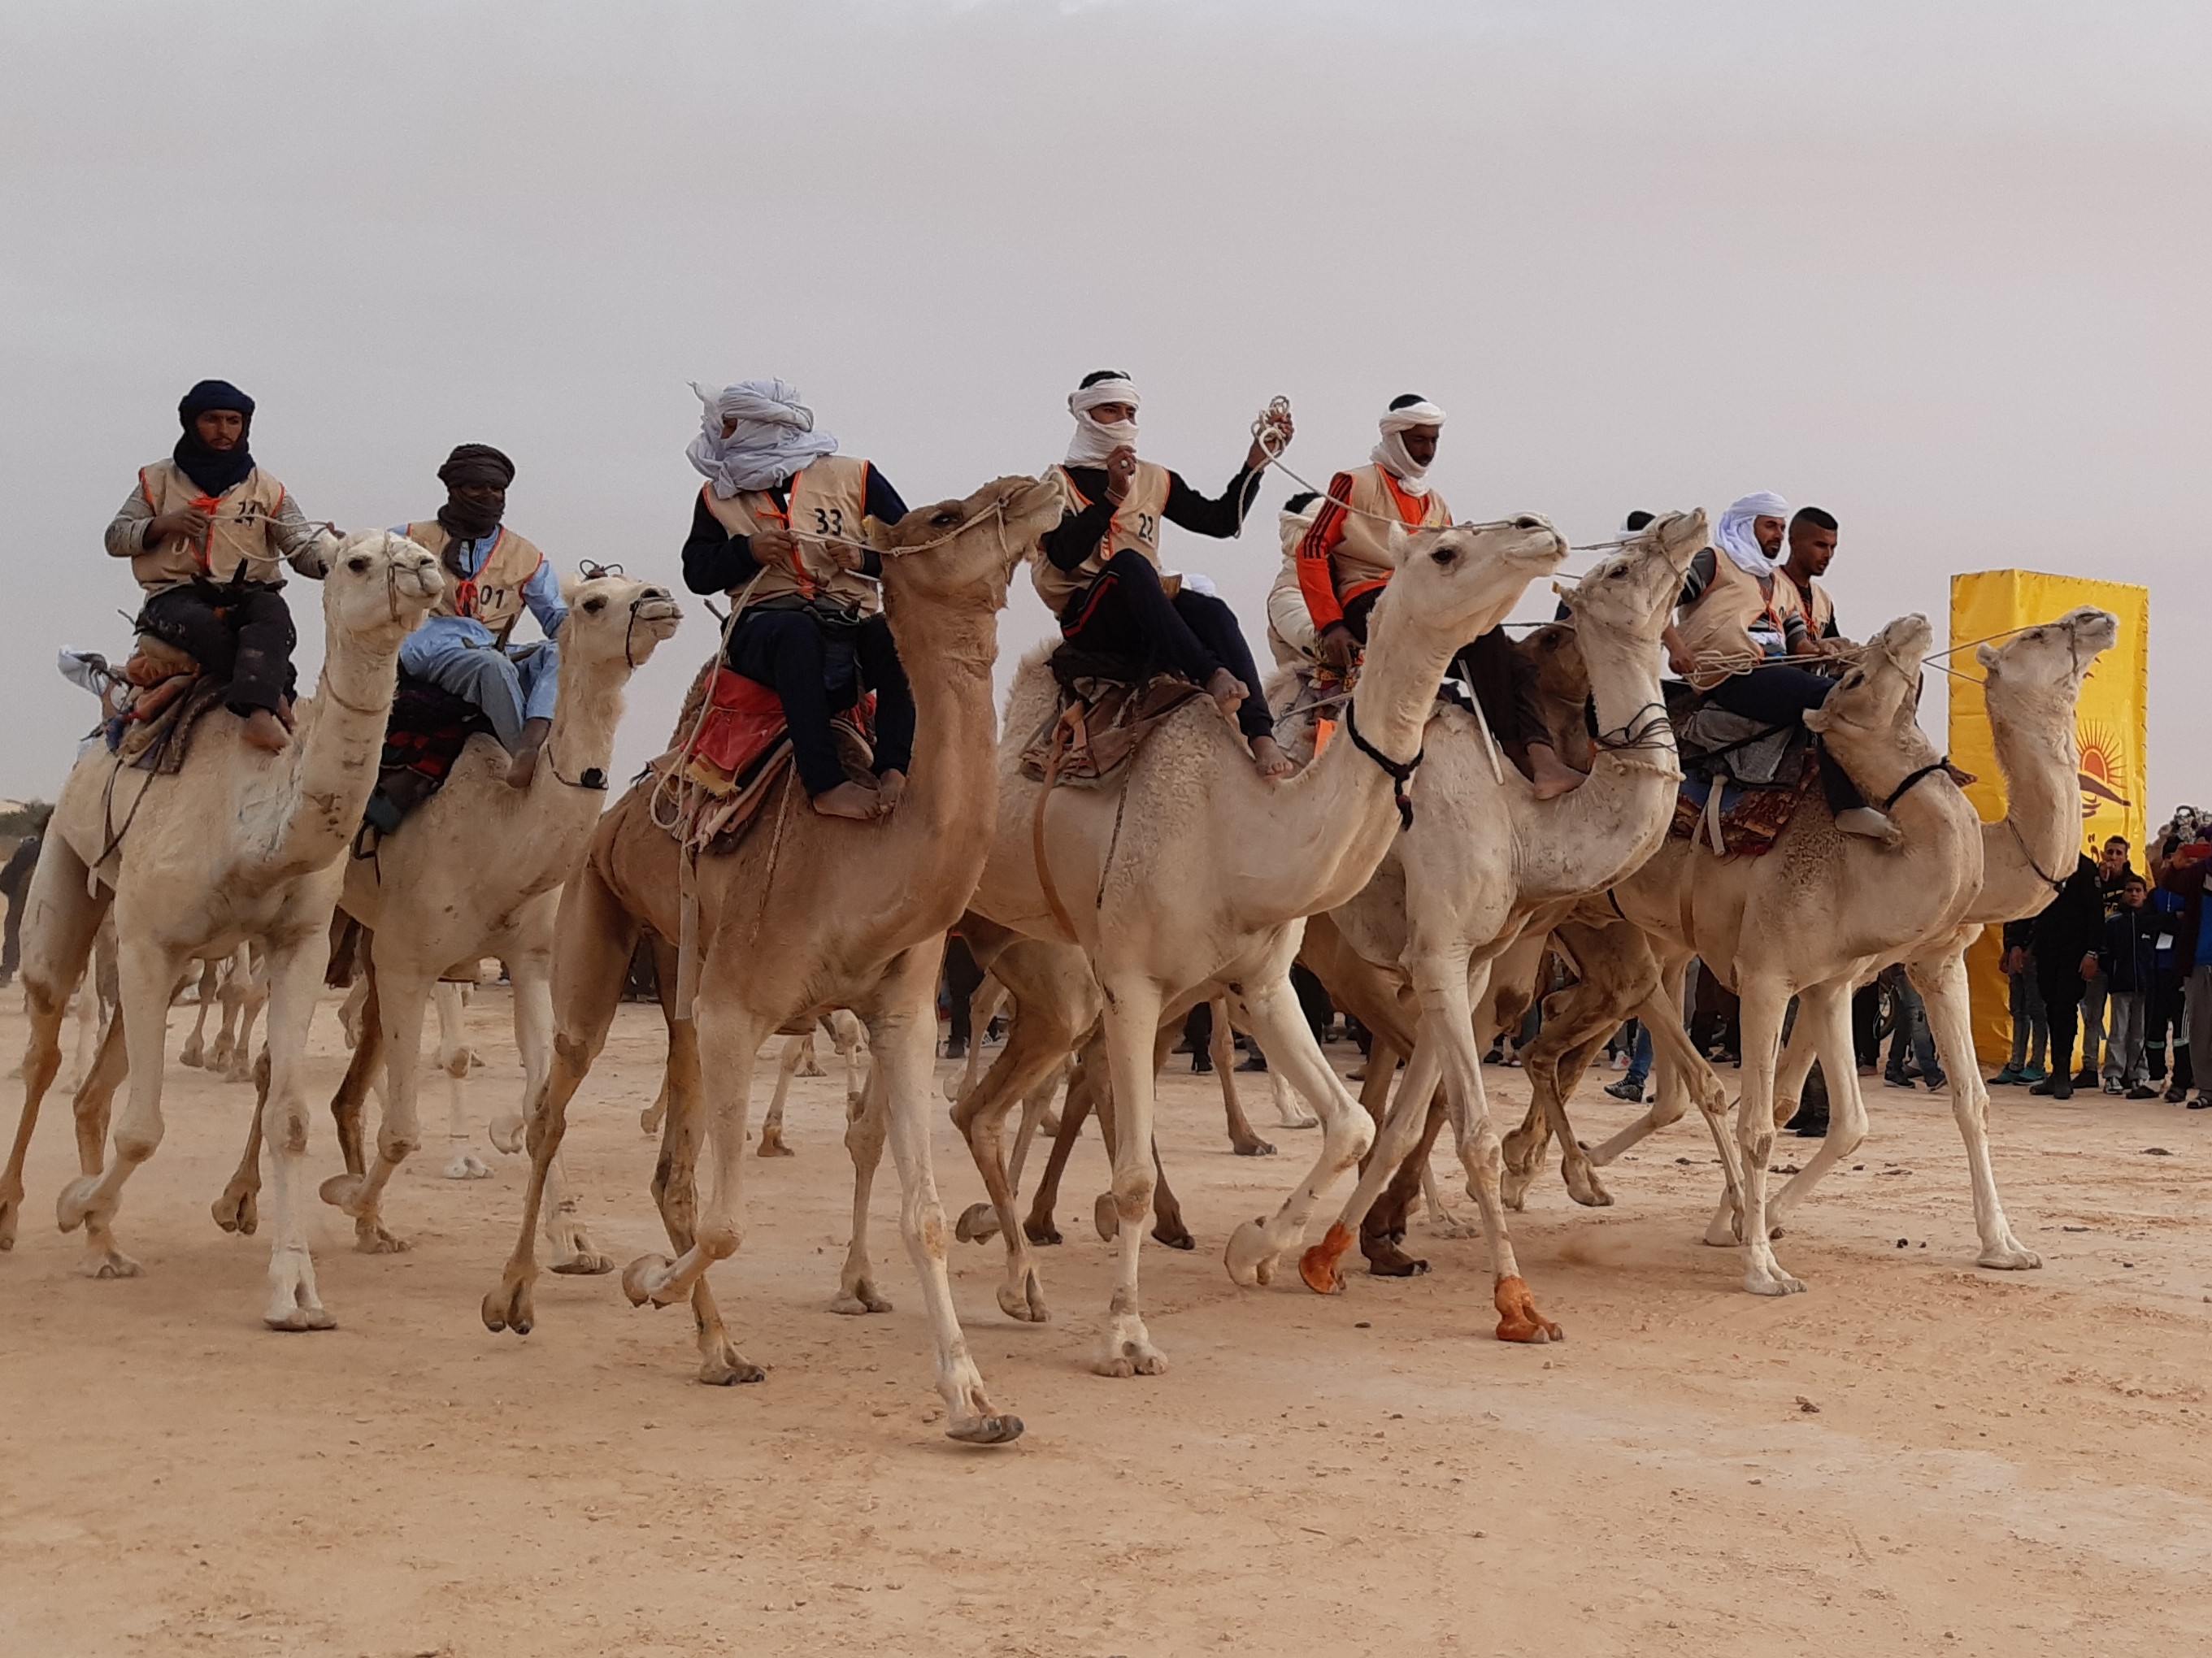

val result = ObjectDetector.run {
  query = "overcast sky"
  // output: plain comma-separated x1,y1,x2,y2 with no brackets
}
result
4,1,2205,813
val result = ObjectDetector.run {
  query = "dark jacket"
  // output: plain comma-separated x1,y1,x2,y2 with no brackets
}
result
2157,840,2212,970
2032,854,2106,971
2098,906,2156,994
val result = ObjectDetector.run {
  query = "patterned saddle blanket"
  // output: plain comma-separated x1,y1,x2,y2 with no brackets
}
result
1016,646,1208,788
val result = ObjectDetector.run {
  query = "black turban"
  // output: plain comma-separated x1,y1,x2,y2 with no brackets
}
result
437,443,515,489
172,379,258,496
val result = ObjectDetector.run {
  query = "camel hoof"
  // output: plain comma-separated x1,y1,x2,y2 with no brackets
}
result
481,1277,534,1335
997,1272,1050,1323
318,1172,367,1213
954,1202,1001,1244
489,1114,526,1155
55,1176,101,1234
947,1413,1025,1446
264,1305,337,1332
1093,1192,1119,1242
1223,1216,1279,1288
211,1184,259,1236
1,1188,23,1251
828,1279,894,1316
1093,1340,1168,1378
443,1154,493,1180
1743,1263,1806,1296
1979,1244,2043,1271
1233,1137,1277,1157
1563,1168,1614,1209
1023,1217,1063,1247
76,1246,142,1279
354,1221,411,1255
755,1134,794,1159
180,1042,204,1069
1360,1233,1430,1278
698,1349,768,1386
621,1254,677,1308
638,1106,664,1136
1493,1275,1564,1343
549,1252,615,1276
1298,1222,1354,1295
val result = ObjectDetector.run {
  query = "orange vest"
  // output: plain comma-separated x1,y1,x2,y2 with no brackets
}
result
1030,461,1174,615
700,454,878,615
129,459,292,591
403,522,547,636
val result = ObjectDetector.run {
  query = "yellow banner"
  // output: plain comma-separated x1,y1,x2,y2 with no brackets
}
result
1949,571,2150,1065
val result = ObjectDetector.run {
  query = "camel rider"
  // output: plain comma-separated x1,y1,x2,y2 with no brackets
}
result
105,380,338,755
1035,371,1296,779
1264,492,1325,671
1297,394,1585,800
1780,505,1849,646
1663,491,1893,838
393,445,567,788
681,380,913,822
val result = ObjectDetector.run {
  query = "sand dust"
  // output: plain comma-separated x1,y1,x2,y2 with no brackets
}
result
4,990,2210,1656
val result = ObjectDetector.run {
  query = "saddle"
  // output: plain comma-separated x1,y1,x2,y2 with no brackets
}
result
648,667,874,856
1663,679,1820,857
359,675,497,842
106,636,230,776
1016,646,1208,788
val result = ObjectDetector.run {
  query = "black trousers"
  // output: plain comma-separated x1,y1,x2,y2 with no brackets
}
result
728,608,915,798
942,935,985,1049
2146,966,2190,1083
1342,591,1549,752
137,582,295,716
1708,663,1867,816
2036,957,2086,1082
1060,549,1273,743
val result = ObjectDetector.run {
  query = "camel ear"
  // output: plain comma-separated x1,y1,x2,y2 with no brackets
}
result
1801,705,1834,735
1386,523,1411,564
861,514,893,553
1975,644,2000,670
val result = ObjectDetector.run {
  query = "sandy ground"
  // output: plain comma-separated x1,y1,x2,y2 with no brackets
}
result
3,988,2211,1658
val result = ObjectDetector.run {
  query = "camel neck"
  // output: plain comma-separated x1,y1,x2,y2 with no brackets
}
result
545,645,626,783
263,610,405,881
884,586,1002,853
1984,688,2079,894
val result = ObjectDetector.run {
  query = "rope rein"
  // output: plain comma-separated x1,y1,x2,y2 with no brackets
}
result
1343,698,1423,831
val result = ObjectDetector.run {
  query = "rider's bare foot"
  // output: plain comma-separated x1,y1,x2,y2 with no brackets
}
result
1527,742,1586,801
241,709,290,754
506,718,552,788
811,779,880,821
1205,667,1248,718
873,768,907,816
1250,736,1297,779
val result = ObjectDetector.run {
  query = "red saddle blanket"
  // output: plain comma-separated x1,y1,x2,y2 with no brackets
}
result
653,669,872,853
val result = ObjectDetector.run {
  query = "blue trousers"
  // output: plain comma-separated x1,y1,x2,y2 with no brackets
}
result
400,632,560,751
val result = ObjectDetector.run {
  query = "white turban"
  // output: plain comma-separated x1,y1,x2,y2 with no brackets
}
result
686,380,841,497
1373,398,1446,496
1714,491,1790,578
1065,375,1141,468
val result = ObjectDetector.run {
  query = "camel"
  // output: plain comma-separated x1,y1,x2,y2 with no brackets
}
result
482,475,1063,1446
209,574,682,1269
1513,610,2119,1256
956,514,1568,1374
635,1013,869,1147
1580,613,1987,1294
0,532,441,1328
1293,516,1701,1339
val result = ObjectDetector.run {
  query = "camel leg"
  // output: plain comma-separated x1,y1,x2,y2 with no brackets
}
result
830,1047,895,1316
758,1032,804,1158
207,950,241,1074
224,948,267,1084
1754,981,1869,1239
482,870,635,1338
1914,950,2040,1269
950,997,1079,1322
866,938,1020,1443
1219,963,1377,1295
643,1000,760,1383
1088,973,1171,1375
1023,1045,1094,1245
1731,980,1801,1295
256,932,340,1330
327,978,384,1181
1211,997,1274,1157
320,961,433,1254
1306,1038,1446,1289
1228,990,1319,1130
2,840,109,1251
435,981,492,1179
509,943,609,1275
179,958,218,1069
56,916,187,1278
212,1047,270,1235
1367,1088,1454,1267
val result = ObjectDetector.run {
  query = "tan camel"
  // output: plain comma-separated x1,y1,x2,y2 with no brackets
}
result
959,515,1568,1373
0,533,441,1327
481,475,1063,1445
633,1014,868,1147
1587,614,1986,1294
1294,516,1701,1339
1501,608,2117,1256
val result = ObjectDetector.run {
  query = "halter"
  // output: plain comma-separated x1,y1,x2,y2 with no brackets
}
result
1881,757,1955,812
2006,815,2068,894
1344,697,1422,831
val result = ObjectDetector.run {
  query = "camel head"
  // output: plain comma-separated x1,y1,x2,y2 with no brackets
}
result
874,475,1067,614
1801,613,1936,755
324,531,444,645
564,573,684,674
1519,621,1588,706
1371,514,1567,653
1975,606,2119,733
1557,509,1707,642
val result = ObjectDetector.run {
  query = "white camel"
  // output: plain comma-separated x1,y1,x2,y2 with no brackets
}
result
0,532,441,1328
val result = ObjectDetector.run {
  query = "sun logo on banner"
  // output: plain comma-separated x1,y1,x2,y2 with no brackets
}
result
2078,720,2132,822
